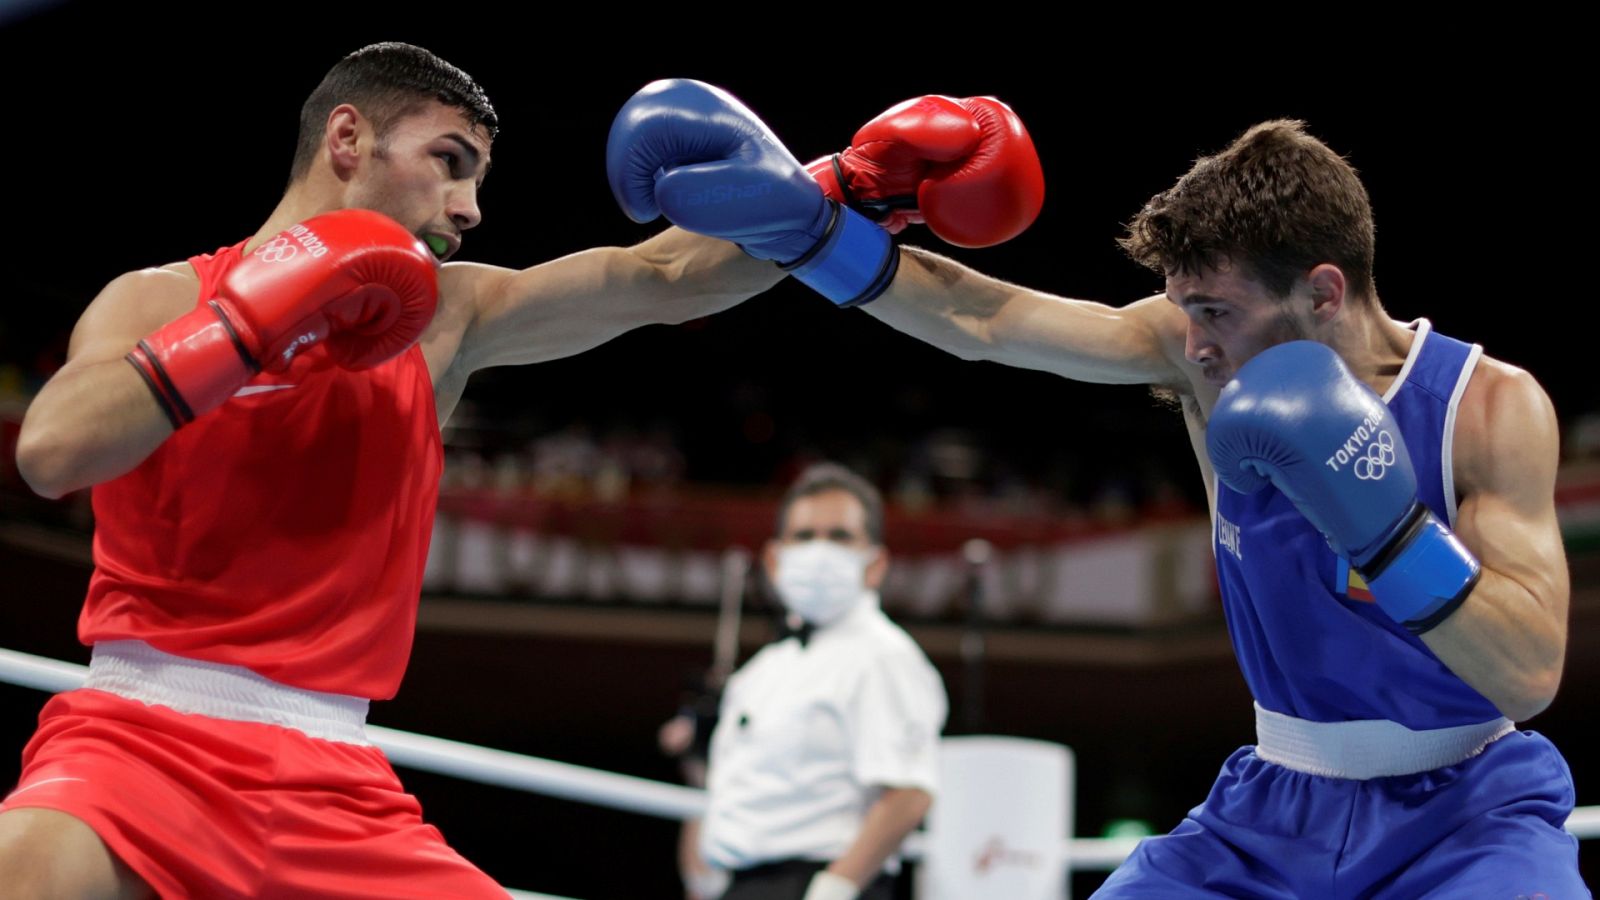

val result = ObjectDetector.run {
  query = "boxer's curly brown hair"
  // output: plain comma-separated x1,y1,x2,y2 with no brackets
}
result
290,42,498,182
1119,120,1375,302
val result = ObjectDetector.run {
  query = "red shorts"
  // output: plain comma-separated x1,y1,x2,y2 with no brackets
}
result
2,689,506,898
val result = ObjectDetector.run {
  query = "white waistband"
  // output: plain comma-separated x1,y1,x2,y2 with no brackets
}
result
1253,702,1513,779
84,640,371,746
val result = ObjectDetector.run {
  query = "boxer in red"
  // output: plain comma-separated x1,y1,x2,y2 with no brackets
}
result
0,47,1045,897
0,42,790,898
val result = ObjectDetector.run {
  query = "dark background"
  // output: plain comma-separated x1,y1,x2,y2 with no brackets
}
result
1,7,1590,453
0,4,1591,897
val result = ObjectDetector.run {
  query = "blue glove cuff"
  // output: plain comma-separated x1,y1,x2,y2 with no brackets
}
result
1363,508,1481,634
780,201,898,307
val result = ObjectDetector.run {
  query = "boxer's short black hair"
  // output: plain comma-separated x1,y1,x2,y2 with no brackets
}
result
290,42,498,181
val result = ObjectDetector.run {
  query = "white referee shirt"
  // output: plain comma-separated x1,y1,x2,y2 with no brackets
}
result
700,592,947,871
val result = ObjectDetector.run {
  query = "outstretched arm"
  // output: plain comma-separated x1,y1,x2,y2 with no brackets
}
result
865,245,1192,388
445,227,781,374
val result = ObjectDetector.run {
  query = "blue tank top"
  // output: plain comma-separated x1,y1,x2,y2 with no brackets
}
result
1213,320,1503,728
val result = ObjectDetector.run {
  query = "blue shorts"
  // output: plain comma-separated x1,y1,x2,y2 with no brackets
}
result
1092,730,1586,899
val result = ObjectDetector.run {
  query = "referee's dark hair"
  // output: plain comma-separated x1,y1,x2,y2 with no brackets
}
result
774,463,885,545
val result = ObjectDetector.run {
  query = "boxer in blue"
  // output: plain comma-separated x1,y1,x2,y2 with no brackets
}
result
612,104,1586,896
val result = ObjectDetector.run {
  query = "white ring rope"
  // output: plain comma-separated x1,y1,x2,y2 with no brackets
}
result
3,645,1596,887
371,724,705,821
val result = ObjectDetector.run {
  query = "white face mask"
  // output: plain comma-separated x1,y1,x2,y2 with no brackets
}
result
773,540,873,626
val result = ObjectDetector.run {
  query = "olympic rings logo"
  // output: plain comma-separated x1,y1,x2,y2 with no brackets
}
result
1352,430,1397,481
255,237,298,263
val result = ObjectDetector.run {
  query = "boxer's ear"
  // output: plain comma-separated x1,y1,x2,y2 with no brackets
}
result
326,104,368,177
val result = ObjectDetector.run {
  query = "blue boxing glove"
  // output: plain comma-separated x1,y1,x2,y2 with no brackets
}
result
1206,341,1480,633
606,79,897,307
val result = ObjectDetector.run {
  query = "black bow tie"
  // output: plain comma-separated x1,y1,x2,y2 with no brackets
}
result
783,619,816,648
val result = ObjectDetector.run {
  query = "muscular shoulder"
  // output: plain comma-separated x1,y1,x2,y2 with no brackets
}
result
417,262,503,395
1128,293,1197,387
435,261,495,326
1126,293,1217,407
1139,291,1191,345
118,262,199,302
71,264,200,350
1453,354,1559,500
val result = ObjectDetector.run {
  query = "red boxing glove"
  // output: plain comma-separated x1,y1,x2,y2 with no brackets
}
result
127,209,438,428
807,95,1045,248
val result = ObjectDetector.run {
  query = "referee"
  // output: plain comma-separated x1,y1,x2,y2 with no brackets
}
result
701,463,949,900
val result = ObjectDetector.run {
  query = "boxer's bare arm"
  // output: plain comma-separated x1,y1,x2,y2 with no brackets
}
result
1420,360,1568,721
863,246,1193,388
443,228,781,376
15,267,196,499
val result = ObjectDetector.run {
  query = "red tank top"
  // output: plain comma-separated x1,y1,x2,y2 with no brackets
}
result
81,241,443,699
